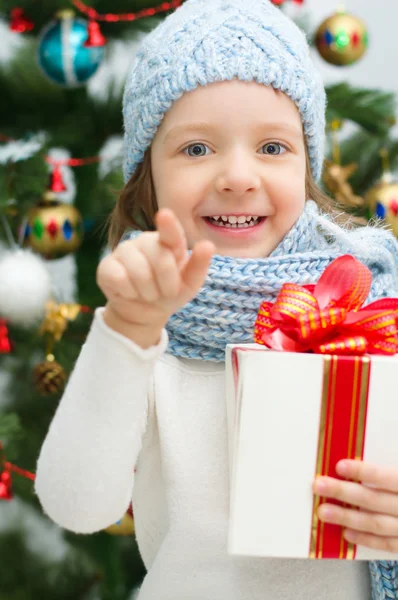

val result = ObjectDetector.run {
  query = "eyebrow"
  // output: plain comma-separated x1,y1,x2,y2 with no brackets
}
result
162,121,303,144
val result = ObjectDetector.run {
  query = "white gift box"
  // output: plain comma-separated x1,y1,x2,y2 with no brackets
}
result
225,344,398,560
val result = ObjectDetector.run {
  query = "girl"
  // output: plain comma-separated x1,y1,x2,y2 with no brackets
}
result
35,1,398,598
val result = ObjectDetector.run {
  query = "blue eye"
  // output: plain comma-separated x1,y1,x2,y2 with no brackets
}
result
261,143,286,155
184,143,210,157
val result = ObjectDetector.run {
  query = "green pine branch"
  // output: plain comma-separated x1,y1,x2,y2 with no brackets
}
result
326,82,396,136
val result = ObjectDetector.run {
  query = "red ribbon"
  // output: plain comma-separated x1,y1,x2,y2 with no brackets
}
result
254,255,398,355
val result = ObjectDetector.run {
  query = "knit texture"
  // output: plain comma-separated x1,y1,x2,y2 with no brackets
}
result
123,0,326,182
124,201,398,362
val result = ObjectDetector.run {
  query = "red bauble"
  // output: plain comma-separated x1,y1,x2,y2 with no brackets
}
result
0,469,13,500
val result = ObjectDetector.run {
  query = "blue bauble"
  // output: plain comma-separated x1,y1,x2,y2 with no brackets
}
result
38,14,104,87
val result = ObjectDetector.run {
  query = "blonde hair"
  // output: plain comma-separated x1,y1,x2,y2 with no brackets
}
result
108,147,346,250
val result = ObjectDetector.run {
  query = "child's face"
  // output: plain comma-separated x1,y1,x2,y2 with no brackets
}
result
151,80,307,258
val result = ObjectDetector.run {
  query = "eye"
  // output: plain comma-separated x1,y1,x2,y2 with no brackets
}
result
261,142,287,156
183,143,211,157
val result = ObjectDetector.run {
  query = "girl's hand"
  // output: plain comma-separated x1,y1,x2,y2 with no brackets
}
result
97,209,214,345
313,460,398,553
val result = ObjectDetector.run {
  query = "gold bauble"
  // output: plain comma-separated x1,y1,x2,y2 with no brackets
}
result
105,513,135,536
23,192,83,259
33,356,66,395
365,177,398,237
315,9,368,66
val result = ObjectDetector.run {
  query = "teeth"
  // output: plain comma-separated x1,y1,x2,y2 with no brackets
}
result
207,215,262,229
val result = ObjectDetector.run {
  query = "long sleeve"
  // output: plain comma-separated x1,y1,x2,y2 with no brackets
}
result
34,307,168,534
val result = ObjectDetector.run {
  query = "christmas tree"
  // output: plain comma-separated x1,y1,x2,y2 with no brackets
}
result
0,1,397,599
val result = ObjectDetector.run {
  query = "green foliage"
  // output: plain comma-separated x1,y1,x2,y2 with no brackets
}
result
326,82,396,136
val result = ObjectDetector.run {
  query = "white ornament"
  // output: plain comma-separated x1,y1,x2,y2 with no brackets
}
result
0,248,52,327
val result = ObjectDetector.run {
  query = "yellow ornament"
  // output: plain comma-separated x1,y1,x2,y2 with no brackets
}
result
23,192,83,259
323,160,364,209
315,8,368,66
365,174,398,237
105,513,135,536
39,300,82,342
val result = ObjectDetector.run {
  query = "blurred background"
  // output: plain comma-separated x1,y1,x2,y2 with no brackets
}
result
0,1,397,599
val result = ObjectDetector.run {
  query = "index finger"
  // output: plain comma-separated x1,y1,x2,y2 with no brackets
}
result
155,208,187,264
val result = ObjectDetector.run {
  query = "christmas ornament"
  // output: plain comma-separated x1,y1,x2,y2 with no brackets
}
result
0,248,52,327
323,160,363,208
39,300,82,342
84,20,107,47
315,8,368,66
23,191,83,259
366,149,398,237
37,10,104,87
48,164,67,193
0,319,12,353
366,175,398,237
33,357,67,395
9,8,34,33
105,505,135,536
34,300,82,395
0,468,13,501
323,120,363,209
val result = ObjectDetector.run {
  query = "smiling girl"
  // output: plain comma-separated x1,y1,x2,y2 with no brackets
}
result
35,1,398,598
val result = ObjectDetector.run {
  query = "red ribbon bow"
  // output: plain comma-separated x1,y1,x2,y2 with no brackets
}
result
254,255,398,355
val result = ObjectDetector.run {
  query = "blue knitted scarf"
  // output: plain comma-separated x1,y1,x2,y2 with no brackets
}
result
126,201,398,362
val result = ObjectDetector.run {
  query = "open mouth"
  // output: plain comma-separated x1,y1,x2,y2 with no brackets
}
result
204,215,265,229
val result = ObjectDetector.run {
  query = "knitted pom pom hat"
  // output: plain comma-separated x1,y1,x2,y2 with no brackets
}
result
123,0,326,183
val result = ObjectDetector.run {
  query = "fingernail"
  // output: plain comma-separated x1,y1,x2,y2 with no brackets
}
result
319,505,333,520
314,477,328,493
336,460,349,476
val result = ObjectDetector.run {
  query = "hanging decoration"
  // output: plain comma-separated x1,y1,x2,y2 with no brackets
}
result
0,442,35,502
70,0,183,48
323,120,364,208
23,190,83,259
315,8,368,66
34,300,83,395
0,320,12,354
37,10,105,87
9,8,34,33
0,247,52,328
366,149,398,237
0,466,13,500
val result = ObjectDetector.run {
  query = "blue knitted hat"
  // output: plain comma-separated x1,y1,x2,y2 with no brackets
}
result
123,0,326,183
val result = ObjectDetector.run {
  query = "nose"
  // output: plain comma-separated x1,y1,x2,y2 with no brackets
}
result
214,150,261,196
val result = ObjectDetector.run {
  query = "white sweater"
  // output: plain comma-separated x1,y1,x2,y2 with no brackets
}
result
35,308,371,600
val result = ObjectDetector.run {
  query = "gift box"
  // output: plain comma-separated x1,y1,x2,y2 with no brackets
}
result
225,255,398,560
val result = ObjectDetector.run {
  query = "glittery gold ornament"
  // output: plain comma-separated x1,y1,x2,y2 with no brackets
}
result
315,8,368,66
33,355,67,395
39,300,82,341
23,191,83,259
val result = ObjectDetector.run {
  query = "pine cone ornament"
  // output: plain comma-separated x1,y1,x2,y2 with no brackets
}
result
34,358,66,395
